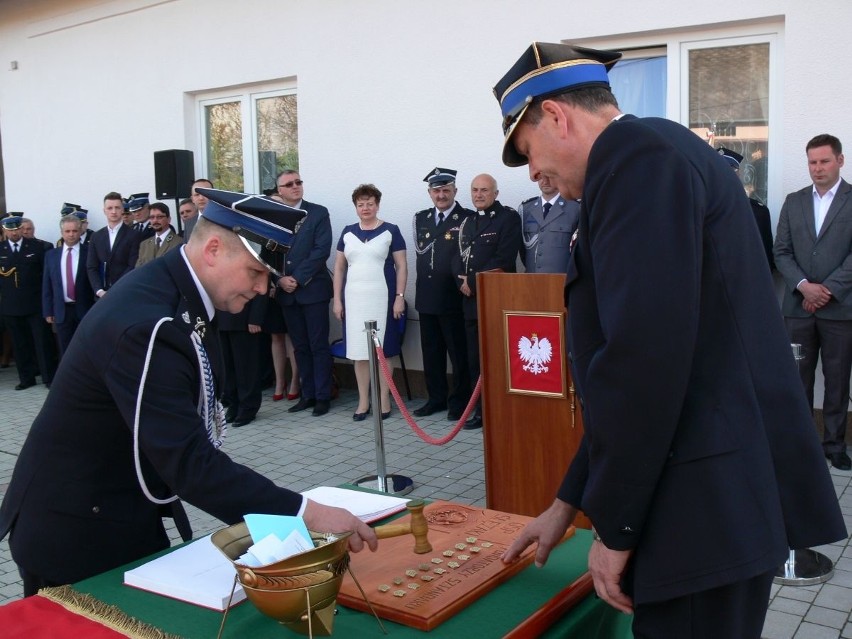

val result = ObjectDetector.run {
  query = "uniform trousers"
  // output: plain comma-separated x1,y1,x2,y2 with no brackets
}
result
786,316,852,453
631,570,775,639
418,312,470,414
3,313,57,385
220,329,262,419
281,301,332,402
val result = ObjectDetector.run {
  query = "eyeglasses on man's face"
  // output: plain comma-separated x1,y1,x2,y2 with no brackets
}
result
277,180,304,189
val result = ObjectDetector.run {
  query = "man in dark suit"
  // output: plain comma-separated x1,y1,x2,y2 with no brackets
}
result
86,191,142,298
412,168,473,421
219,296,265,427
495,43,846,637
135,202,183,267
0,190,377,597
273,170,334,417
774,134,852,470
20,218,54,252
0,215,57,389
454,173,521,429
42,215,95,357
519,174,580,275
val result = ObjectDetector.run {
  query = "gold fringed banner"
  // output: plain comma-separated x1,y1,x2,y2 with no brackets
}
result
39,585,184,639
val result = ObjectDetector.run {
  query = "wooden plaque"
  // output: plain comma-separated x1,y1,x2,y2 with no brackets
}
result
338,501,575,631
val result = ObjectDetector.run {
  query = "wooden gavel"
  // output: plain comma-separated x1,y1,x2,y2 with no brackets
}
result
374,499,432,554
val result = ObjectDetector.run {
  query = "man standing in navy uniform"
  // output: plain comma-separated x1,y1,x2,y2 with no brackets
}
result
273,169,334,417
412,168,473,421
454,174,521,429
0,215,56,389
496,42,845,638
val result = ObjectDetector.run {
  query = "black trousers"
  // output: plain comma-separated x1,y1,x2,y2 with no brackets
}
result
632,570,775,639
419,311,470,414
786,316,852,453
281,301,332,401
55,303,83,358
220,329,263,418
4,312,57,385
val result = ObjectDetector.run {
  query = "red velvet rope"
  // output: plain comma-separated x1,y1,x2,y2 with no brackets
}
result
375,343,481,445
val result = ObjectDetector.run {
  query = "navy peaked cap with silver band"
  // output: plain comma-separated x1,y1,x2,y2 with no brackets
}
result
126,193,150,212
196,187,306,276
2,215,23,230
424,167,457,187
717,147,743,168
494,42,621,167
60,202,83,217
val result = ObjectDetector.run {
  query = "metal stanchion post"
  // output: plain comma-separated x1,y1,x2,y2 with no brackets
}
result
353,320,413,495
774,343,835,586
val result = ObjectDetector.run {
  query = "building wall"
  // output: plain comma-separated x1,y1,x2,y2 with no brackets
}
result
1,0,850,371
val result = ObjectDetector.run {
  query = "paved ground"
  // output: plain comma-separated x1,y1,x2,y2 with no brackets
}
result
1,363,851,638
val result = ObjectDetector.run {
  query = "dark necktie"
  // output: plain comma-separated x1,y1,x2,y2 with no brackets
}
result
156,236,162,248
66,248,76,301
12,242,19,253
437,211,445,225
543,202,553,219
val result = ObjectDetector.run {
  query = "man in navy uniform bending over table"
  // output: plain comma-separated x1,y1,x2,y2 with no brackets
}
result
0,189,376,597
496,42,846,639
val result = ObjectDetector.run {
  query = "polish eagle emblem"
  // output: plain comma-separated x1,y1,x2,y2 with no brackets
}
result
518,332,552,375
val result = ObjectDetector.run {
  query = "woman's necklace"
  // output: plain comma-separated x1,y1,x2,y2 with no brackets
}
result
359,218,381,231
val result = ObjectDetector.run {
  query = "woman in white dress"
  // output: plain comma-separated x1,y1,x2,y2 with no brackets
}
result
333,184,407,421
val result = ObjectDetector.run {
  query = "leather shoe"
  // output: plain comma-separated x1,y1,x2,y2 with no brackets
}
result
353,411,369,422
827,451,852,471
381,410,391,419
272,393,285,402
312,400,330,416
225,405,238,422
413,402,446,417
447,409,462,421
288,398,316,413
463,416,483,430
232,414,256,427
14,380,36,391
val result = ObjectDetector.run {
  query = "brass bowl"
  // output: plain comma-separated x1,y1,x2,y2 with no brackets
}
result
211,522,351,635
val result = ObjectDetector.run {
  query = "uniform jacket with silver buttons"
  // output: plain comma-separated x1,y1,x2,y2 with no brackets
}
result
519,195,580,275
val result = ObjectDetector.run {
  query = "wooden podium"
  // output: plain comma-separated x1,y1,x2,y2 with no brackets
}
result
476,272,589,527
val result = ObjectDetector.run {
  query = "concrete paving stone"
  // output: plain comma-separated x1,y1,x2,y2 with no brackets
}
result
842,622,852,639
806,606,849,629
772,597,813,616
815,585,852,612
762,609,800,639
779,586,819,603
794,622,842,639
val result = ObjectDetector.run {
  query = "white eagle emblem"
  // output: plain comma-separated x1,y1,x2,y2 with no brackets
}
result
518,333,553,375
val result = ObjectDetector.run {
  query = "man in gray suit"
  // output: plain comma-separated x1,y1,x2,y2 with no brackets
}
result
775,133,852,470
518,174,580,274
135,202,183,268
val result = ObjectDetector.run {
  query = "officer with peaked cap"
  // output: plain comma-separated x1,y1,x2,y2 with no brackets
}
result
412,167,474,421
127,192,154,239
495,43,845,637
0,189,378,596
718,147,775,269
57,203,93,248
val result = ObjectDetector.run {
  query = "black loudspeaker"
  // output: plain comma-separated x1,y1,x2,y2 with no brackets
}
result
154,149,195,199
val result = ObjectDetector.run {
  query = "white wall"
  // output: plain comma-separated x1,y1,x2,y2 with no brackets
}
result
1,0,851,374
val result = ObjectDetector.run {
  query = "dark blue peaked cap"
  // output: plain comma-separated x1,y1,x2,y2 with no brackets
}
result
196,187,306,274
126,193,150,212
494,42,621,167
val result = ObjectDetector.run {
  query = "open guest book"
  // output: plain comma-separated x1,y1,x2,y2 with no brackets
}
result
123,534,246,611
300,485,409,523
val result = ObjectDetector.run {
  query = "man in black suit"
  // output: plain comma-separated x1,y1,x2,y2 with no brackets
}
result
0,190,377,597
0,215,57,389
774,134,852,470
454,173,521,429
412,168,473,421
495,43,845,637
19,218,54,252
274,170,334,417
86,191,142,298
42,215,95,357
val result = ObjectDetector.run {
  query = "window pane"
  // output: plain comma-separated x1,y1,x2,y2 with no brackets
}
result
205,101,244,192
688,43,769,203
609,56,666,118
256,94,299,193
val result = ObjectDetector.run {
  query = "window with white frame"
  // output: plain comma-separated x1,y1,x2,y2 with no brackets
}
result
198,84,298,194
